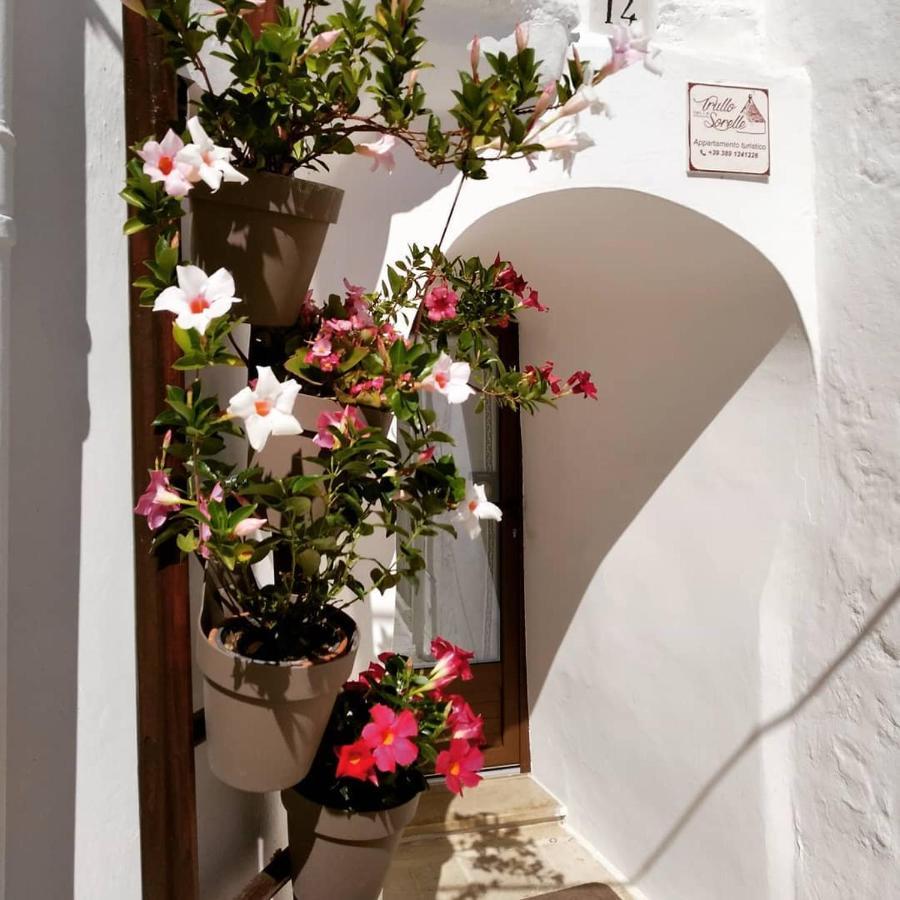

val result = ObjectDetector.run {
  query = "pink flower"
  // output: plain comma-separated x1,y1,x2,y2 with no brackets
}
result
600,25,658,77
418,446,436,464
568,370,598,400
336,739,379,784
470,35,480,78
448,696,485,744
355,135,397,173
361,704,419,773
435,739,484,795
515,22,529,54
313,405,367,450
134,470,181,530
522,288,548,312
424,284,459,322
427,637,475,690
306,28,343,55
232,517,267,539
196,483,224,559
311,335,332,358
137,130,194,198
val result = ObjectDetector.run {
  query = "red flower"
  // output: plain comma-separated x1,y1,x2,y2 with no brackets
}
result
427,637,475,691
359,661,386,686
522,289,548,312
539,361,562,395
419,446,436,464
336,739,378,784
435,739,484,795
567,370,598,400
424,284,459,322
362,704,419,773
448,696,485,744
494,260,528,297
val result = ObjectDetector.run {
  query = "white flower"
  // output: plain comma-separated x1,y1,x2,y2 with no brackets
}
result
421,352,475,405
355,135,397,173
456,483,502,539
137,130,194,198
227,366,303,451
559,84,607,119
153,265,240,334
306,28,343,55
176,117,248,192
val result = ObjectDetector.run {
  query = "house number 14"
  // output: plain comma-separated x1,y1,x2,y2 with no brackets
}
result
605,0,638,24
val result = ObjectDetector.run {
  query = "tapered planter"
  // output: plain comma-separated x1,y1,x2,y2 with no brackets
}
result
196,608,358,793
190,171,344,326
280,788,420,900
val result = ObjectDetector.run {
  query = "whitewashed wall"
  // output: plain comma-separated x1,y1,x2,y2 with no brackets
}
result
4,1,900,899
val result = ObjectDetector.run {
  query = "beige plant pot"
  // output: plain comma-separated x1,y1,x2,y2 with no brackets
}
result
190,171,344,327
280,788,420,900
196,608,358,793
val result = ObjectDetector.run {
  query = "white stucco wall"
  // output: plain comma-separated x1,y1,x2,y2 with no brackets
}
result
3,1,900,899
3,1,141,898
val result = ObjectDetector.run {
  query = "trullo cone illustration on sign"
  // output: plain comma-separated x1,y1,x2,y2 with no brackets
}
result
739,93,767,135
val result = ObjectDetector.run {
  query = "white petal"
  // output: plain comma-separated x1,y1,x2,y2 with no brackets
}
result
254,366,280,400
449,361,472,383
175,144,204,168
186,116,211,148
216,159,249,184
204,267,236,303
206,296,235,318
251,552,275,589
159,128,184,157
444,382,475,404
176,264,208,296
176,310,210,335
227,386,257,419
274,378,301,414
268,410,303,437
200,164,224,192
153,286,188,314
475,500,502,522
245,415,272,451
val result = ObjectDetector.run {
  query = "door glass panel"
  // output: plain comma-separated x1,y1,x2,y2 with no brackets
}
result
393,391,501,666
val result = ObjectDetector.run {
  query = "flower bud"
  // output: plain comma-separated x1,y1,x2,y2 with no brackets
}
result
515,22,529,54
470,35,480,79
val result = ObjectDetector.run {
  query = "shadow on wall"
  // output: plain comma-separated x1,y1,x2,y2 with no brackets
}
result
4,1,91,897
449,188,815,898
449,188,804,700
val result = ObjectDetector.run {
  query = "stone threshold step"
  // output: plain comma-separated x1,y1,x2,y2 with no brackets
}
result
404,773,565,839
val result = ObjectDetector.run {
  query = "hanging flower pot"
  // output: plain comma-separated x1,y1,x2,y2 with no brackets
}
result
190,171,344,327
280,786,420,900
196,606,359,793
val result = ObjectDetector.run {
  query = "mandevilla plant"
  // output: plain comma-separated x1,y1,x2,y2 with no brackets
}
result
127,0,654,661
298,638,485,810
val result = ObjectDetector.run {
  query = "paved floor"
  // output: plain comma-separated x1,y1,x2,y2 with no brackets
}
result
381,776,630,900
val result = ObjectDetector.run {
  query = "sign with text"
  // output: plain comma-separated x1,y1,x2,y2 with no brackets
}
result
688,83,770,177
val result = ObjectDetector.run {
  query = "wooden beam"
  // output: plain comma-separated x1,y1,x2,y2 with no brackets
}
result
123,7,199,900
234,850,293,900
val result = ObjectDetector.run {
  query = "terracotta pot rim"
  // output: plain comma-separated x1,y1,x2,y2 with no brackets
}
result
190,169,344,224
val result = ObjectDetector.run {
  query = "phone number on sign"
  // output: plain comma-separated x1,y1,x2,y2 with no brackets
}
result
702,149,760,159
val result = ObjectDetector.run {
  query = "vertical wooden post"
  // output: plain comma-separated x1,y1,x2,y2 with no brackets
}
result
123,8,199,900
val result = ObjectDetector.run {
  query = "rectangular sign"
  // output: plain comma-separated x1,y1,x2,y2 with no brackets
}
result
688,83,770,177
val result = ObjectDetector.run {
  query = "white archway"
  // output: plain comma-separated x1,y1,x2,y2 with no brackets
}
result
449,188,817,900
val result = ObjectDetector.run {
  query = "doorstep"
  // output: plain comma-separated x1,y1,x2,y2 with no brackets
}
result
383,775,633,900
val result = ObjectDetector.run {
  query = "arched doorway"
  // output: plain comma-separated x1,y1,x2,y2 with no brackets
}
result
444,187,817,900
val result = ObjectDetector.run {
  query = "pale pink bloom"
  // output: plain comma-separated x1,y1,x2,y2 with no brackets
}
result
469,35,481,77
325,318,354,333
233,517,268,539
559,84,606,118
137,130,194,198
542,130,595,172
313,405,367,450
530,82,557,125
311,335,333,357
355,135,397,173
196,483,224,560
515,22,529,54
306,28,343,55
177,117,248,192
456,483,502,539
227,367,303,451
134,470,181,530
421,353,474,405
153,265,240,334
600,24,660,77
